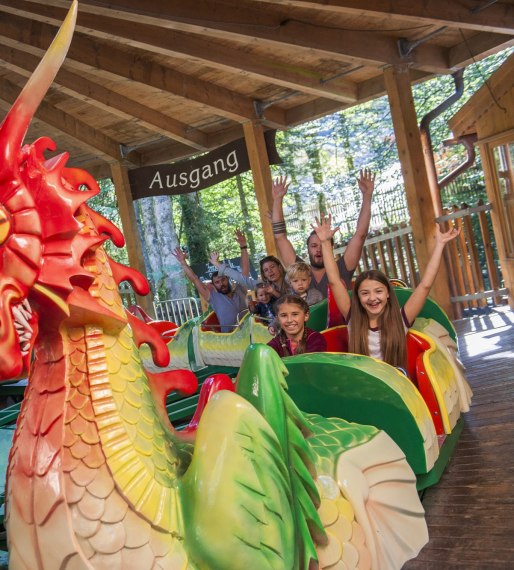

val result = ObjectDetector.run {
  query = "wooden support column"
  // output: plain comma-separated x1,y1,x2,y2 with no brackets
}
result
243,121,277,256
384,65,454,317
110,162,155,318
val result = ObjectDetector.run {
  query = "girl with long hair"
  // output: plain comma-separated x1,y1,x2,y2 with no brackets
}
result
312,215,460,369
268,295,326,357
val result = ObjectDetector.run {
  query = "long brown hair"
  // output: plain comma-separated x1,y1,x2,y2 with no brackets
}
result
274,295,310,356
348,270,407,369
259,255,287,294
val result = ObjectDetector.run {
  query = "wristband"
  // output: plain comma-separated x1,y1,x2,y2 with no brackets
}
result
272,221,287,235
240,246,248,249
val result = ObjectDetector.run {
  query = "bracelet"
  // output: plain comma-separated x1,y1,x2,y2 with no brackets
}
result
272,221,287,235
240,246,248,249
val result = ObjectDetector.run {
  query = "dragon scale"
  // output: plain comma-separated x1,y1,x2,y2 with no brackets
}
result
6,210,191,569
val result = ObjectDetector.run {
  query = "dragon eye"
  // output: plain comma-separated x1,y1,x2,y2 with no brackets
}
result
0,205,11,245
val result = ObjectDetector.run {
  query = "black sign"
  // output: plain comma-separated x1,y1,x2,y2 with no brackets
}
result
129,130,281,200
191,257,258,283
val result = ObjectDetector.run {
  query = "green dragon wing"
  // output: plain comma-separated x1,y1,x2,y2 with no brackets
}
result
180,389,295,570
236,344,326,569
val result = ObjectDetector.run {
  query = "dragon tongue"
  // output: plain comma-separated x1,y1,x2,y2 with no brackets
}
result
66,288,126,332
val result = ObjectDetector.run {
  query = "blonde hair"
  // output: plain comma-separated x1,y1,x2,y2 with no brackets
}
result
286,261,312,283
349,270,407,369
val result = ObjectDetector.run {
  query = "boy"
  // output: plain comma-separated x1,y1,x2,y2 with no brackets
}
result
286,262,323,306
248,282,275,323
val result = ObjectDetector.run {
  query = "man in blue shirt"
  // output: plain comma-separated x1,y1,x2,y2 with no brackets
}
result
172,248,247,333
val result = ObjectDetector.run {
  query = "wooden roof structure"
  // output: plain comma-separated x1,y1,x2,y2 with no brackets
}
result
2,0,513,316
1,0,513,179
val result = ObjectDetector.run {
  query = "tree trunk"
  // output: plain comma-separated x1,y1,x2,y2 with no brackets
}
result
153,195,187,299
137,197,163,297
179,193,210,265
235,175,256,258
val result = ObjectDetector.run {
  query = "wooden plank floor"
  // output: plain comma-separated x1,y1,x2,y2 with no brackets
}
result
405,306,514,570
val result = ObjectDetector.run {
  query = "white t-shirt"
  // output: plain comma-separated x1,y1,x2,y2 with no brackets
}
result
349,307,411,361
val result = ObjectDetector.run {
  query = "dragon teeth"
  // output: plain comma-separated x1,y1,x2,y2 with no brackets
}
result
12,306,33,333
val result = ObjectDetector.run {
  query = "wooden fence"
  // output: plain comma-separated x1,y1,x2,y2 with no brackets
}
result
334,200,506,318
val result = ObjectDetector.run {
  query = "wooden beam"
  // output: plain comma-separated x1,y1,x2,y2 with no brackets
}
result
383,64,454,317
357,69,431,103
242,122,277,256
285,97,347,127
61,0,357,106
110,162,155,317
11,0,453,75
0,4,287,128
0,73,140,165
128,125,248,166
0,37,209,151
448,32,514,69
250,0,514,36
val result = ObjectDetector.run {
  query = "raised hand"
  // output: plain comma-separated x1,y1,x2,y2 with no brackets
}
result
271,175,290,202
311,214,339,243
172,246,187,265
234,229,247,248
357,168,376,199
436,225,461,246
209,251,221,266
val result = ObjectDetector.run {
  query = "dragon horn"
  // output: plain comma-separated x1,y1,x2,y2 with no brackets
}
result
0,0,77,161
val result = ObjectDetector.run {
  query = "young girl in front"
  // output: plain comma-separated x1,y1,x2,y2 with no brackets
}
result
312,215,460,369
268,295,326,357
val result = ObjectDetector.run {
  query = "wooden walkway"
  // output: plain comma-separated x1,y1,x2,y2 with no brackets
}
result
405,306,514,570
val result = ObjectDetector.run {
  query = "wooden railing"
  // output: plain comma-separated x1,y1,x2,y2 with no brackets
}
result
334,200,507,317
334,222,420,286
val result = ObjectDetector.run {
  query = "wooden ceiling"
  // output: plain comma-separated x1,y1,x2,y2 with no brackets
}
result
1,0,513,179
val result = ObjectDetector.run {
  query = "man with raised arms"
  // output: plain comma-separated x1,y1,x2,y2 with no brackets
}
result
271,169,375,298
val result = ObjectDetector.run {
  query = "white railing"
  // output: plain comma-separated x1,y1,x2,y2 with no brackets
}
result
153,296,202,325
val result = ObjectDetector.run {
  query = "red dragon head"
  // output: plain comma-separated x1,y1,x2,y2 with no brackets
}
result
0,1,150,380
0,2,81,379
0,1,178,385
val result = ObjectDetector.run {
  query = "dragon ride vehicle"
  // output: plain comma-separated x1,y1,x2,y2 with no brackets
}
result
140,286,472,491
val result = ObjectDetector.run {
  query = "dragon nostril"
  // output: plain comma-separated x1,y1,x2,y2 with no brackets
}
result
0,205,11,245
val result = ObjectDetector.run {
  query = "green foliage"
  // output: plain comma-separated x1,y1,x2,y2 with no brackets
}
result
175,173,268,263
89,178,129,266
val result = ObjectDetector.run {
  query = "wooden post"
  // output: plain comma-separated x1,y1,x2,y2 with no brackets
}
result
480,143,514,309
243,121,277,256
110,162,155,318
384,65,454,317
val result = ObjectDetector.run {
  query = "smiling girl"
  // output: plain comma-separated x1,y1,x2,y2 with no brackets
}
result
312,215,460,369
267,295,327,357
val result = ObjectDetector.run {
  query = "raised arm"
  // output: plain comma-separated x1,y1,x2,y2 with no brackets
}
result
234,229,250,276
271,175,297,266
172,247,211,303
208,251,257,290
343,168,375,271
404,225,460,325
312,215,351,319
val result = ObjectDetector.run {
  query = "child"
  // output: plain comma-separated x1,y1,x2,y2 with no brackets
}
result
286,262,323,306
248,282,275,323
312,215,460,369
268,295,326,357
